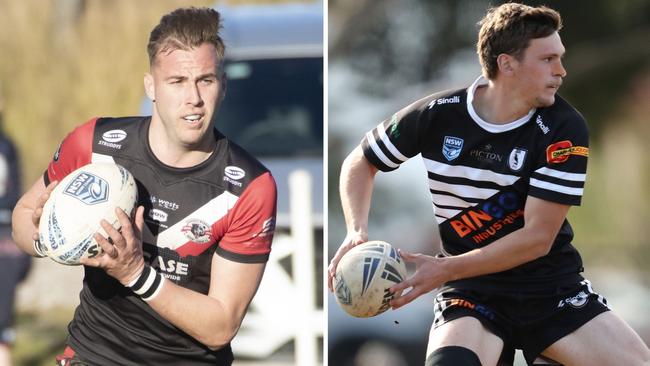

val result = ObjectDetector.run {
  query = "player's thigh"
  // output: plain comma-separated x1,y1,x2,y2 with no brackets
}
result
541,311,650,366
427,316,504,366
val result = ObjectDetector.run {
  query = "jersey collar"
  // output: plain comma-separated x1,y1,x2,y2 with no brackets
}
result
466,75,536,133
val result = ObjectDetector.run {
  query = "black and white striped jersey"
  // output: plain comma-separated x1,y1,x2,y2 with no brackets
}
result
362,76,589,283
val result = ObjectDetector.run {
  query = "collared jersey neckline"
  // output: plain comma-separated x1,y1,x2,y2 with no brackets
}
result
466,75,537,133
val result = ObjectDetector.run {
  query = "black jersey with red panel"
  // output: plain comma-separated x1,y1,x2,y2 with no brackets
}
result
44,116,277,365
362,76,589,286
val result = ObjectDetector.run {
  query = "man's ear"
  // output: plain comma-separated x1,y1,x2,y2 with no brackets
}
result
144,73,155,102
496,53,518,76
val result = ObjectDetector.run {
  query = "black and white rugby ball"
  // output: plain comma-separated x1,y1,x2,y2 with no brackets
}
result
333,241,407,318
38,163,138,265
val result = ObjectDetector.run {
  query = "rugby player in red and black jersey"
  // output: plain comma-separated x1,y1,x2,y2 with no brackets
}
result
12,8,276,365
328,3,650,366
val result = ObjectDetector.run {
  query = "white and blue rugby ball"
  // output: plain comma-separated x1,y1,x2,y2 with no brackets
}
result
38,163,138,265
333,241,407,318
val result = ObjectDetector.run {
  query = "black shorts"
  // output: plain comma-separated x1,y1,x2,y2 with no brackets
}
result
432,276,610,365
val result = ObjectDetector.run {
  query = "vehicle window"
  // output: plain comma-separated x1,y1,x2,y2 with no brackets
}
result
217,57,323,157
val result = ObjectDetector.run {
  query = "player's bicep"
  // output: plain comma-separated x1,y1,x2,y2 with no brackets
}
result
208,254,266,323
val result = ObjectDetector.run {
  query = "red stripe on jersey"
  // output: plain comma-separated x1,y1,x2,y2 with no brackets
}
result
175,172,277,258
47,118,97,182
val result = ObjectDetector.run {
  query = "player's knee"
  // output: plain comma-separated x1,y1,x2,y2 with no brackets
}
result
425,346,481,366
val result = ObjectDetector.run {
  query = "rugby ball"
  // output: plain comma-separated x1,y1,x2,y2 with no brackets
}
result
38,163,138,265
333,241,407,318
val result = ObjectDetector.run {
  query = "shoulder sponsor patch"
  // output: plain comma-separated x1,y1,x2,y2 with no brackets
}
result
546,140,589,164
102,129,127,143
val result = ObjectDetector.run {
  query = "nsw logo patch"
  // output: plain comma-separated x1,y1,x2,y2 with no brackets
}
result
63,172,109,205
442,136,464,161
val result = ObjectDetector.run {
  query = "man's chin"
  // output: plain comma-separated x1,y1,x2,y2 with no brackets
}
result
535,95,556,108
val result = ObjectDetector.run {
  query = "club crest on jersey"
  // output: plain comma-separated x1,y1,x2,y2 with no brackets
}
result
442,136,464,161
546,140,589,164
181,219,212,244
63,172,109,205
508,148,527,172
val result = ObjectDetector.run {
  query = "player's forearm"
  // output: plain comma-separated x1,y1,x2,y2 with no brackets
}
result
444,225,552,281
11,200,39,255
146,280,241,350
340,146,378,235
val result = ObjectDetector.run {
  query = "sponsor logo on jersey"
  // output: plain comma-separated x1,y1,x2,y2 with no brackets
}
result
470,144,503,163
148,208,168,223
448,191,523,244
181,218,212,244
442,136,464,161
144,252,190,282
508,148,527,171
546,140,589,164
98,130,127,150
150,195,180,211
63,172,109,205
428,95,460,109
558,291,589,308
225,166,245,180
102,129,127,143
536,115,550,134
252,217,276,238
223,166,245,187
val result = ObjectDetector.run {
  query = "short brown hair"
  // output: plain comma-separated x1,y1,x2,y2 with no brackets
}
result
147,7,225,66
477,3,562,79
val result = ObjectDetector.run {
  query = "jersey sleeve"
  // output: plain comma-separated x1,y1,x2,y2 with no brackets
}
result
528,115,589,206
361,97,431,172
216,172,277,263
44,118,97,185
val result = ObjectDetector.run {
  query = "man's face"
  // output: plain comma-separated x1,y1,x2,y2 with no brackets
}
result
513,32,566,108
145,43,225,149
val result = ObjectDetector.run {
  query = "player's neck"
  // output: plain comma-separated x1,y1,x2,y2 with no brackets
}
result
148,117,215,168
472,80,533,124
